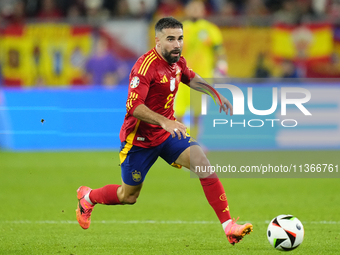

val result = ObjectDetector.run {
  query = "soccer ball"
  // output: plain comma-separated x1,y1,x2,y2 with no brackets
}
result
267,214,304,251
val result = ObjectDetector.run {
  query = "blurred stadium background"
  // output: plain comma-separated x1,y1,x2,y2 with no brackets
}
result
1,1,339,254
0,0,340,151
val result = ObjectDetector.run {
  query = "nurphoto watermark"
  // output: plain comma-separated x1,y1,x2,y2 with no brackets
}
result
201,84,312,128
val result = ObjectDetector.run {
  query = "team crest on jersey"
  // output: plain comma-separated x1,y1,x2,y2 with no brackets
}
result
132,170,142,182
198,30,209,41
170,78,176,92
130,76,140,88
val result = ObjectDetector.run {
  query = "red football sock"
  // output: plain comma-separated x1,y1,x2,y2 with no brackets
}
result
89,184,122,205
200,173,231,224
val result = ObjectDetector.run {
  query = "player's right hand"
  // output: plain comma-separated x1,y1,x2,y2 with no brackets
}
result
161,120,187,140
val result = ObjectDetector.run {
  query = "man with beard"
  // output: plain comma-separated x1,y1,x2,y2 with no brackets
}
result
76,17,252,246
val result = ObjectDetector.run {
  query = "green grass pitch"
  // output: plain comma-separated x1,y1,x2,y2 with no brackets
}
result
0,150,339,254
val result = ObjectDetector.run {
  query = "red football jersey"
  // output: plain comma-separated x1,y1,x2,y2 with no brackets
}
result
120,48,195,148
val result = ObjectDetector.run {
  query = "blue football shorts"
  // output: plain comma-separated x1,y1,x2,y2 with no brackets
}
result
119,134,199,186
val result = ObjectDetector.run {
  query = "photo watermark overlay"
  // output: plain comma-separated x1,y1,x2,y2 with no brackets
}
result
188,78,340,178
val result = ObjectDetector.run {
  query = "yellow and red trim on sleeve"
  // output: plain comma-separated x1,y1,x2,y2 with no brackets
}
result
126,92,139,112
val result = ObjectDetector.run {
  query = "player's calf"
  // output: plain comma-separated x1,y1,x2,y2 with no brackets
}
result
120,195,138,204
116,182,142,205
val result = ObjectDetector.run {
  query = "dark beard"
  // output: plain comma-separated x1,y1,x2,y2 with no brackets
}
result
162,49,181,64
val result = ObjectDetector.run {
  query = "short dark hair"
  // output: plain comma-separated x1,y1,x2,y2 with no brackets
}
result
155,17,183,33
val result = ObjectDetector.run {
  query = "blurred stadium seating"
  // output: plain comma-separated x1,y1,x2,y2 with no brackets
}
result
0,0,339,150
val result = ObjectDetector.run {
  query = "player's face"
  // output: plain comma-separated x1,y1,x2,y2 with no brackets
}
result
158,28,183,64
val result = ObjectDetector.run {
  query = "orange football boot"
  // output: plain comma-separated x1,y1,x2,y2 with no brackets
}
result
76,186,94,229
224,217,253,245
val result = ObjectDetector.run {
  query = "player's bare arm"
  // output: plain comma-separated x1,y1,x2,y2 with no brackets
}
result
133,104,187,139
189,73,233,116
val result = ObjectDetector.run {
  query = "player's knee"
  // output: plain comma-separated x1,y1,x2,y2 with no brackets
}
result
194,154,210,167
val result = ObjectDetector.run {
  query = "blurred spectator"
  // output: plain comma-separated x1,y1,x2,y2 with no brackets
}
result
25,0,40,17
273,0,300,24
295,0,318,22
1,0,334,21
113,0,131,17
330,0,340,18
126,0,157,19
208,0,226,13
254,53,271,78
67,4,83,21
37,0,63,19
85,37,125,88
264,0,284,13
228,0,247,14
0,0,26,24
280,59,299,79
102,0,118,16
0,0,15,18
154,0,185,18
175,0,227,139
64,0,87,20
244,0,270,16
311,0,330,16
6,0,26,24
220,1,237,16
84,0,110,22
273,0,321,24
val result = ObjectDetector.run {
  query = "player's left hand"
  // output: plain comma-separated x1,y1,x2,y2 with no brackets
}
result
161,119,187,140
218,94,233,116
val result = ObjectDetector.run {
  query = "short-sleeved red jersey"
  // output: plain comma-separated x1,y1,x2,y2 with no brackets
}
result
119,48,195,148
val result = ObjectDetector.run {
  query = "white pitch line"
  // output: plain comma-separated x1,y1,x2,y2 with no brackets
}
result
1,220,340,225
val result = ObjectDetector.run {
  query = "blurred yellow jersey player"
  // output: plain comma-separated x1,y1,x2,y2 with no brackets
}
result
175,0,227,139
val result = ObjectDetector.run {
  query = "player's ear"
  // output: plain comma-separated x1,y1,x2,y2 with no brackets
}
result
155,35,160,47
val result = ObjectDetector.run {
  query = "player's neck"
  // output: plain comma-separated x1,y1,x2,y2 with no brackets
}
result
190,18,200,22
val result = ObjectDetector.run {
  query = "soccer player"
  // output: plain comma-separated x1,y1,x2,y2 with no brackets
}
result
76,17,252,246
174,0,228,139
